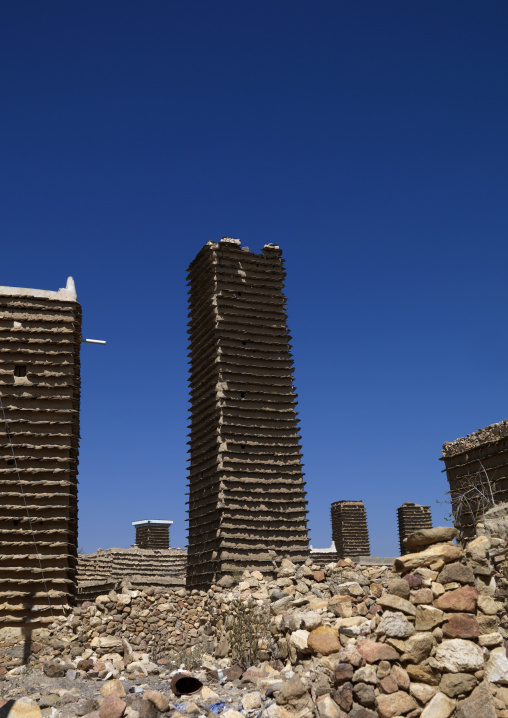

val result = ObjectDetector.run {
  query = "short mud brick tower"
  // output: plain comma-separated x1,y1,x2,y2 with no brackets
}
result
397,502,432,555
0,278,81,627
132,519,172,549
442,419,508,540
186,238,309,589
331,500,370,558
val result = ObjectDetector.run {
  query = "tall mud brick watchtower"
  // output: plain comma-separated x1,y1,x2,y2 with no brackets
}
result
0,278,81,627
186,238,309,589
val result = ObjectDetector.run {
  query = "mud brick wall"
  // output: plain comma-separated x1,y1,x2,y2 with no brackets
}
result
0,280,81,626
76,546,187,591
442,419,508,539
331,500,370,558
186,238,309,589
397,502,432,554
135,523,170,549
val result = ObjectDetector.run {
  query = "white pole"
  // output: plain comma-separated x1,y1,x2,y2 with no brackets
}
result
81,338,107,345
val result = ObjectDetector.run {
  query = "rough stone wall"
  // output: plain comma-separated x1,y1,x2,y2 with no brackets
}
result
397,502,432,554
331,500,370,558
6,527,508,718
186,238,309,589
442,420,508,539
0,280,81,626
135,524,170,549
76,547,187,594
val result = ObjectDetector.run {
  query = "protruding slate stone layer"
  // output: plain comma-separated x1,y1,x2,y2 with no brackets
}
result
186,239,309,589
397,502,432,555
331,500,370,558
0,287,81,626
135,524,170,549
76,547,187,593
442,419,508,539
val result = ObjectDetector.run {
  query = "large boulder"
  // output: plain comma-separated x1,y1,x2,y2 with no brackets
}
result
405,527,458,552
394,544,463,573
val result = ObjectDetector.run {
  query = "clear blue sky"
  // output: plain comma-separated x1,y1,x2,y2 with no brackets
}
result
2,2,507,555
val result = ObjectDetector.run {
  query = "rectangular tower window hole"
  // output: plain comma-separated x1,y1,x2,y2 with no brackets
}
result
14,365,27,377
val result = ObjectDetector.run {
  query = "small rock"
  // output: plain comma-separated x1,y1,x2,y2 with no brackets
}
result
201,687,219,701
99,695,126,718
377,594,416,616
217,576,234,588
375,690,417,718
376,611,415,638
402,632,434,663
353,665,378,685
357,640,400,663
477,595,499,615
420,691,455,717
0,703,42,718
439,673,478,698
410,682,438,704
334,663,354,684
315,695,342,718
353,682,376,706
406,664,440,685
391,665,410,690
455,680,497,718
289,630,310,653
437,563,475,585
307,626,341,655
331,683,353,713
143,691,169,713
101,680,126,699
242,693,262,711
379,675,398,694
485,646,508,683
387,579,410,599
415,605,446,631
411,588,434,604
442,614,480,639
43,661,66,678
432,639,484,673
434,586,478,613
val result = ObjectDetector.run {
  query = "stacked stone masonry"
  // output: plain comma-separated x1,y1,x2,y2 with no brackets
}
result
133,520,172,549
186,238,309,589
442,419,508,539
4,525,508,718
0,279,81,626
331,500,370,558
397,502,432,555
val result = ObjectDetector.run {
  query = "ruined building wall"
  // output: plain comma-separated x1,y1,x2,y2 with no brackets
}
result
186,239,309,589
0,280,81,626
331,500,370,558
442,419,508,540
76,546,187,598
397,502,432,555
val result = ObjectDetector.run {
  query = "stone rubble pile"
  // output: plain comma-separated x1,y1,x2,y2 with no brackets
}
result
2,526,508,717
